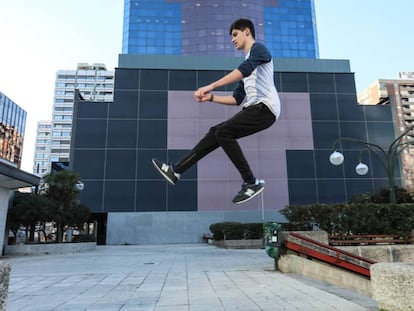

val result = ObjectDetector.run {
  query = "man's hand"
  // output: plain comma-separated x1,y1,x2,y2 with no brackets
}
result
194,84,214,102
194,93,211,102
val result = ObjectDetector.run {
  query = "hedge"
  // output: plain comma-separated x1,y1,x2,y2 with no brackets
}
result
280,203,414,238
209,222,264,241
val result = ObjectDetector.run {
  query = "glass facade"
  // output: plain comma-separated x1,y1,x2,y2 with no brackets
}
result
0,92,27,167
122,0,319,58
71,63,398,213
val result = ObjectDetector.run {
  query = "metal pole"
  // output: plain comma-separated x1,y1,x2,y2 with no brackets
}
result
260,191,265,221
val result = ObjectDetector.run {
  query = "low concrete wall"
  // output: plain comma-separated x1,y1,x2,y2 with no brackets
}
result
4,242,96,256
371,262,414,311
278,254,372,296
336,244,414,263
214,239,263,249
0,261,10,311
283,231,329,245
107,211,285,245
288,231,414,263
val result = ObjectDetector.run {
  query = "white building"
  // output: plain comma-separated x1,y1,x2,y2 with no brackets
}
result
33,63,114,175
33,120,51,176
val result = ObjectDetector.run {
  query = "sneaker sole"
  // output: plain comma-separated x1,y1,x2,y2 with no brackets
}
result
151,158,176,186
233,186,265,204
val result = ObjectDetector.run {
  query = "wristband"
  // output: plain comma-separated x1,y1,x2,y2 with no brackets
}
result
209,94,214,102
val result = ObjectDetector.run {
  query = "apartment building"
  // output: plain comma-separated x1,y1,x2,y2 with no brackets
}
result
33,120,51,175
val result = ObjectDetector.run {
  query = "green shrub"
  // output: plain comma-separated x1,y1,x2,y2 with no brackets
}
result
209,222,244,240
209,222,265,240
280,203,414,238
244,223,264,239
350,186,413,204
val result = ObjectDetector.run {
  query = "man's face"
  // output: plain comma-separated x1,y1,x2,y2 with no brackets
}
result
231,29,247,50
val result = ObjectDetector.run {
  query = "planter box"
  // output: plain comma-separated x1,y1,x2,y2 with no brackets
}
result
5,242,96,256
214,239,263,249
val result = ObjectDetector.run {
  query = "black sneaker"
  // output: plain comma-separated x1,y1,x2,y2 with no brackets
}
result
152,158,178,185
232,179,265,204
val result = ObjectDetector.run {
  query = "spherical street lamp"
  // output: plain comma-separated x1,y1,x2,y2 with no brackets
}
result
355,163,369,175
329,151,344,165
74,181,84,191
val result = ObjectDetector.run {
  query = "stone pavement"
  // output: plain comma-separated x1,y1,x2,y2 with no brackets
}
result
4,244,378,311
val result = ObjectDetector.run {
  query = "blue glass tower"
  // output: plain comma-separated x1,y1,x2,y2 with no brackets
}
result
122,0,319,58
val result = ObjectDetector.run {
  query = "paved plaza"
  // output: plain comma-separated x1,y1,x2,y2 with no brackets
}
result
4,244,378,311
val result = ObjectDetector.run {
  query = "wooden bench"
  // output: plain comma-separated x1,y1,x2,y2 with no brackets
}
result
329,234,410,246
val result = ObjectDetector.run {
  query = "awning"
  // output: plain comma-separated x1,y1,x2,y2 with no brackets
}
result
0,161,40,190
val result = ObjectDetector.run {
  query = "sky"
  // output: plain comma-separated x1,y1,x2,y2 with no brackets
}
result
0,0,413,173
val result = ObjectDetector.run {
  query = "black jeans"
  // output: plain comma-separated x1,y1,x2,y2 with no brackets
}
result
174,103,276,182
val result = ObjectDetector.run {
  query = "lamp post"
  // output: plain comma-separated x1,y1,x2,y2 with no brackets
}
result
74,181,84,191
329,124,414,204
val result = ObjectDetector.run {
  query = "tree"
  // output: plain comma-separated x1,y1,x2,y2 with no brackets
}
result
9,192,53,242
350,186,414,204
43,170,88,243
67,203,90,228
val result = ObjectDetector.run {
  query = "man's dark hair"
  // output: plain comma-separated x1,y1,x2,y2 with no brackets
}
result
229,19,255,39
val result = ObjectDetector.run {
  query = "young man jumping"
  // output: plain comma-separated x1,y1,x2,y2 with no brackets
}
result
152,18,281,204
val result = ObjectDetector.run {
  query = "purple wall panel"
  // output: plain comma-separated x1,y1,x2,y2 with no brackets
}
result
198,180,231,211
198,95,234,119
167,92,199,149
257,150,287,179
197,149,232,180
279,92,314,149
168,119,199,150
279,93,312,121
168,91,198,119
257,120,286,149
167,91,313,211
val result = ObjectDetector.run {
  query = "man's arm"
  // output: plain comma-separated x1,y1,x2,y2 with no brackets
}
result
209,69,243,90
207,94,237,105
237,43,271,77
194,69,243,99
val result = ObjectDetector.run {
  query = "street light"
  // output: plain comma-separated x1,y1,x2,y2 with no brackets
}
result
74,181,84,191
355,163,369,175
329,151,344,165
329,150,370,175
329,124,414,204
